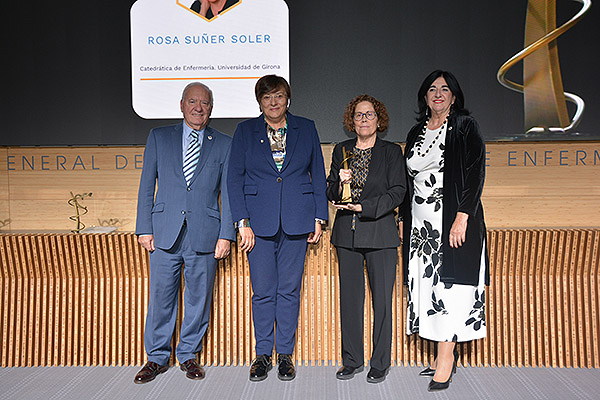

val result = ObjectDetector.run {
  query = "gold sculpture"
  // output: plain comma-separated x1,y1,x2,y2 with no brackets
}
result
68,191,93,233
340,147,354,204
497,0,590,134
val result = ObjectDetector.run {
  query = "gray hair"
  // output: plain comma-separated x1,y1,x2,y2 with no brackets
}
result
181,82,214,105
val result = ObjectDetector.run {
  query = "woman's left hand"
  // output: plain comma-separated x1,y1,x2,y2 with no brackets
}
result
307,221,322,244
332,202,362,213
449,212,469,248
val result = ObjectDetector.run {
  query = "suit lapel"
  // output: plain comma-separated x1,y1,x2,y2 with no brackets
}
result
189,126,215,186
254,116,279,172
173,123,184,179
279,112,298,173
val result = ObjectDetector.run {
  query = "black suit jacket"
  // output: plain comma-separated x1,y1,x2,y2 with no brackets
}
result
326,137,406,249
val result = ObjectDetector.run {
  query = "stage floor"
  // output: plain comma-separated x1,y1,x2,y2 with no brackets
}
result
0,364,598,400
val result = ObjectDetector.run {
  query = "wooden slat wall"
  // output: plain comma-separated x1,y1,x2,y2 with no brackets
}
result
1,229,599,368
1,142,599,231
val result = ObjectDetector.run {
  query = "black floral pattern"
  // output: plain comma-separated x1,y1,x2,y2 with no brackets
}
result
410,221,439,261
415,175,443,212
410,220,442,285
465,289,486,331
409,133,426,159
427,291,448,316
406,277,419,333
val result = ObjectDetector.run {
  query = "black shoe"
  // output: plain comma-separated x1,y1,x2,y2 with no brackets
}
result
428,356,456,392
134,361,168,384
336,365,364,380
277,354,296,381
180,359,205,380
249,355,272,382
428,371,453,392
366,367,388,383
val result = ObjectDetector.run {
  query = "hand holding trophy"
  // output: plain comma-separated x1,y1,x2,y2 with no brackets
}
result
333,147,363,213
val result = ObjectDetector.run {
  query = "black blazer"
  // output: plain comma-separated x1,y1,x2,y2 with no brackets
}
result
327,137,407,249
402,113,489,286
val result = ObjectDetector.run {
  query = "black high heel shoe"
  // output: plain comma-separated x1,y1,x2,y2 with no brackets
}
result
427,347,459,391
428,369,453,391
420,347,459,377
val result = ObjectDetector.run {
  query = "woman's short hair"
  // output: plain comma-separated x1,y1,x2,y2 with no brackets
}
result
343,94,389,133
416,70,469,122
255,75,291,103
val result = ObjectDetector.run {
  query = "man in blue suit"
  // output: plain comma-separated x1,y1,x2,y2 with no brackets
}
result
134,82,235,384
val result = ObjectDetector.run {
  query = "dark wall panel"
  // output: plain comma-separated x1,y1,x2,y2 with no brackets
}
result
2,1,598,145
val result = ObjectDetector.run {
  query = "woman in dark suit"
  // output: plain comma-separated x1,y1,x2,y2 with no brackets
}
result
327,94,406,383
402,70,488,392
227,75,328,382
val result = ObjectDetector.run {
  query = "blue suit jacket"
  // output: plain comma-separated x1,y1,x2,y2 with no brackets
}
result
136,123,235,252
227,112,328,237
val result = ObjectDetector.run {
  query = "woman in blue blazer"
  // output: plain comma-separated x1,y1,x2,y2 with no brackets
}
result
227,75,328,382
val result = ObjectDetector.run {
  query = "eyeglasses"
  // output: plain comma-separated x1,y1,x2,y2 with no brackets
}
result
261,93,287,103
353,111,377,121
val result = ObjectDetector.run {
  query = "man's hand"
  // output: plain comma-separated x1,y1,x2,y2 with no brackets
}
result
138,234,155,252
307,221,322,244
214,239,231,259
239,226,255,252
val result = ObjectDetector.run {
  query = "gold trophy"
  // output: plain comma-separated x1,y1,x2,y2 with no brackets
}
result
497,0,590,134
339,147,354,204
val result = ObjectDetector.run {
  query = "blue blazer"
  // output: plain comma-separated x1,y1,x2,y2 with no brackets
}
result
136,123,236,252
227,112,328,237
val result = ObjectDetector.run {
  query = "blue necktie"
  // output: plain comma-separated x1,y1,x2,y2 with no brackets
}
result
183,130,200,186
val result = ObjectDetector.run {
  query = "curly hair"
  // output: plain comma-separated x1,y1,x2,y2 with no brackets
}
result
343,94,389,133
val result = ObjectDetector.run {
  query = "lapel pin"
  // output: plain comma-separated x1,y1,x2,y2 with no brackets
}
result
208,135,213,140
260,139,264,143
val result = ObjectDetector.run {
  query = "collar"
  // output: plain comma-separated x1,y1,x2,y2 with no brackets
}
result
183,122,206,138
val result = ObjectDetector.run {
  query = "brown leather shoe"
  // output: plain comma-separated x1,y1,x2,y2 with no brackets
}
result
180,359,205,380
134,361,168,384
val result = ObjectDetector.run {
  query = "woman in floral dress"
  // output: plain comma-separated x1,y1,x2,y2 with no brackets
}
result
402,70,489,392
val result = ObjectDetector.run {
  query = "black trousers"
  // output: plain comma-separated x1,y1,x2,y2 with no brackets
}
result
336,246,398,370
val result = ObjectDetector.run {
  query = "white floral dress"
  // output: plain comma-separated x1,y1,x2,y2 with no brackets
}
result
405,124,486,342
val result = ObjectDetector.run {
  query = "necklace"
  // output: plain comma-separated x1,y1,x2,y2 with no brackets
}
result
416,117,447,157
